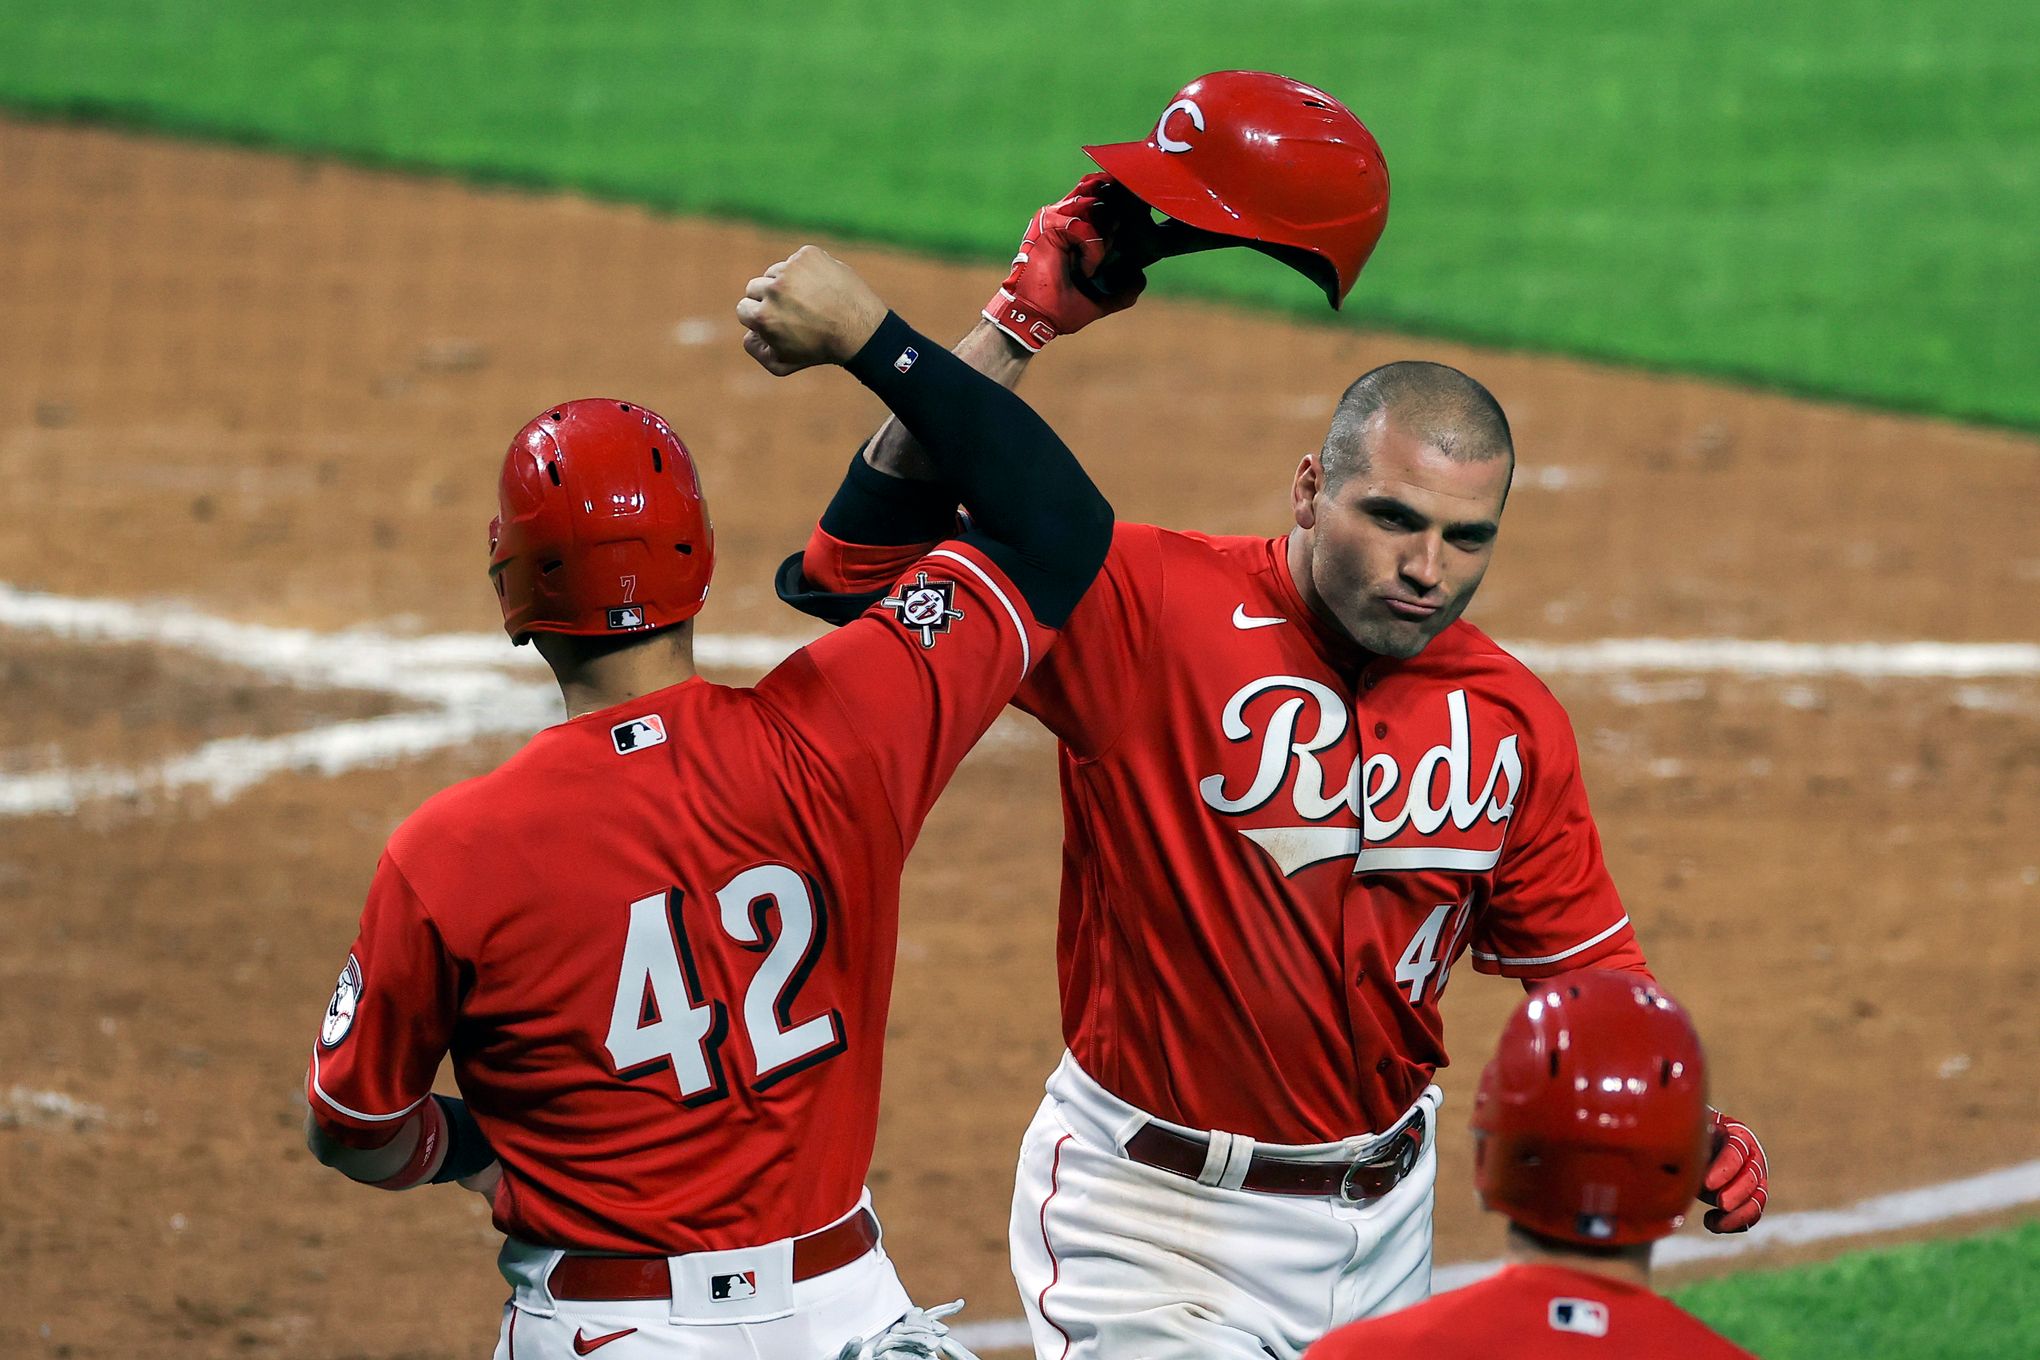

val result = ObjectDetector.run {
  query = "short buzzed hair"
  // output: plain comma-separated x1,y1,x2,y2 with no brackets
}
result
1319,361,1514,489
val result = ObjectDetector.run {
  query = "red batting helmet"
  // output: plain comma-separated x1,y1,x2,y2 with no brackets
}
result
487,399,714,643
1472,971,1712,1246
1083,71,1389,308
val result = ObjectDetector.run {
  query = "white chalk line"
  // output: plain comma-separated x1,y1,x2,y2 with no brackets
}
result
1509,637,2040,680
1,1085,108,1131
1,582,2036,818
947,1158,2040,1352
0,581,830,816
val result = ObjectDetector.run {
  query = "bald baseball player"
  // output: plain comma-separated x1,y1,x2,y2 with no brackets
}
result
774,73,1767,1360
301,247,1112,1359
1307,971,1758,1359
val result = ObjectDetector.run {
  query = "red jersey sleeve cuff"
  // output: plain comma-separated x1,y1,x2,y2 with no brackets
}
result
805,524,947,595
306,1048,430,1146
1470,914,1638,978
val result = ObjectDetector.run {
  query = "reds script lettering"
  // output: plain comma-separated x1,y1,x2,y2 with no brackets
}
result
1198,682,1521,876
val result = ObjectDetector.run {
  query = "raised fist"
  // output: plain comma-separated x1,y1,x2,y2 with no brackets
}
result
983,173,1149,352
736,245,890,375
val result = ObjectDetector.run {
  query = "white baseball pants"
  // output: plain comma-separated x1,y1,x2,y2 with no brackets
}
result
1010,1054,1439,1360
492,1193,915,1359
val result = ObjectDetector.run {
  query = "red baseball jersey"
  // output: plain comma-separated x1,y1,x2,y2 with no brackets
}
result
307,541,1052,1253
1304,1263,1757,1359
804,523,1641,1141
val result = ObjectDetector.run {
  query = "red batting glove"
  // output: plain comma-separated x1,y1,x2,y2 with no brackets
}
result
1699,1108,1770,1233
983,172,1147,352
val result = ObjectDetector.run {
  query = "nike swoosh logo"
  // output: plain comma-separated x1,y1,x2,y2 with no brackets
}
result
573,1327,638,1355
1232,604,1288,630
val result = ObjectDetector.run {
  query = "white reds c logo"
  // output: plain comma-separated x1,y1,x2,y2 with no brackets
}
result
1156,98,1206,154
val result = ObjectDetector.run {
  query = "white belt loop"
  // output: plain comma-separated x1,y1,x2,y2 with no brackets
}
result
1107,1107,1151,1152
496,1239,564,1318
1195,1129,1258,1190
1218,1133,1257,1191
1196,1130,1235,1186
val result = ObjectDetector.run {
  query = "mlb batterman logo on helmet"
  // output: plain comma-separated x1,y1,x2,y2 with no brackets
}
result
487,399,715,642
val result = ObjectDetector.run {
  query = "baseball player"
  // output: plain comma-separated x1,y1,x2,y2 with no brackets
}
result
1306,971,1759,1359
775,73,1769,1360
301,246,1114,1359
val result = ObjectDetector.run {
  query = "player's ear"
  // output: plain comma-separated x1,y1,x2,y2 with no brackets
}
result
1292,454,1320,530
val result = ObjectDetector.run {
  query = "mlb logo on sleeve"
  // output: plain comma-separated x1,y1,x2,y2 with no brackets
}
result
611,714,667,755
1548,1298,1611,1337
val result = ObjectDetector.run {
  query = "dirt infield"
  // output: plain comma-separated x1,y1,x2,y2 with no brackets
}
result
1,118,2035,1358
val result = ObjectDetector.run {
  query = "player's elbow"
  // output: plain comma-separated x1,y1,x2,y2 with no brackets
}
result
303,1106,409,1183
1068,494,1115,582
1032,494,1117,618
304,1108,349,1169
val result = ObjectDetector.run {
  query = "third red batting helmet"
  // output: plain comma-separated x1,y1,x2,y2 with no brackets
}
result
488,399,714,643
1472,971,1712,1246
1083,71,1389,308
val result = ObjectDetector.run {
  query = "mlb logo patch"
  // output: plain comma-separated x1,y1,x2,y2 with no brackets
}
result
607,605,646,630
711,1270,757,1301
1548,1298,1610,1337
610,714,667,755
893,345,919,374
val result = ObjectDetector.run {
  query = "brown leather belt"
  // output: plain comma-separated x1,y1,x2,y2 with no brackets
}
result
1123,1109,1427,1203
547,1208,880,1302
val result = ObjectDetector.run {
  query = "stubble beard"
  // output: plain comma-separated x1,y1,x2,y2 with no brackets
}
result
1339,585,1478,660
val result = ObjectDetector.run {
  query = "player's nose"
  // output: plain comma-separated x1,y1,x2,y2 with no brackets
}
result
1400,536,1445,592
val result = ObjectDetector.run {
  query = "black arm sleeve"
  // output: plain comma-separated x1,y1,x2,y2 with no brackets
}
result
819,448,959,546
841,312,1112,628
777,453,964,626
427,1096,497,1184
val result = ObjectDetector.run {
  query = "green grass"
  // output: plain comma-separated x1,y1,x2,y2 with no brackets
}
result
1673,1220,2040,1359
2,2,2036,426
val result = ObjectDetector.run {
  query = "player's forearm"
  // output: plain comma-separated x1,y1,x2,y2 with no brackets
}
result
304,1095,498,1191
861,319,1034,482
305,1106,422,1181
844,312,1109,625
812,319,1035,559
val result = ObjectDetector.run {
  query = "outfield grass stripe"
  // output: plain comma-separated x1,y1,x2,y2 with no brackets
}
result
1,2,2034,427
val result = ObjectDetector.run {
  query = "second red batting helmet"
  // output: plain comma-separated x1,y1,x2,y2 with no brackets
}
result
1083,71,1389,308
1472,971,1712,1246
487,399,714,643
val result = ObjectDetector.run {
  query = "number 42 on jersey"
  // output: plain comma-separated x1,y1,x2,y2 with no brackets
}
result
605,863,846,1102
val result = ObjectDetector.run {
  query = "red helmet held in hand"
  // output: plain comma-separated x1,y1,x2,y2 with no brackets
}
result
488,399,714,643
1472,971,1712,1246
1083,71,1390,308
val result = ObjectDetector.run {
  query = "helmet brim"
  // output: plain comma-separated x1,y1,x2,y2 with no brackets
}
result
1085,139,1243,238
1084,140,1356,309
